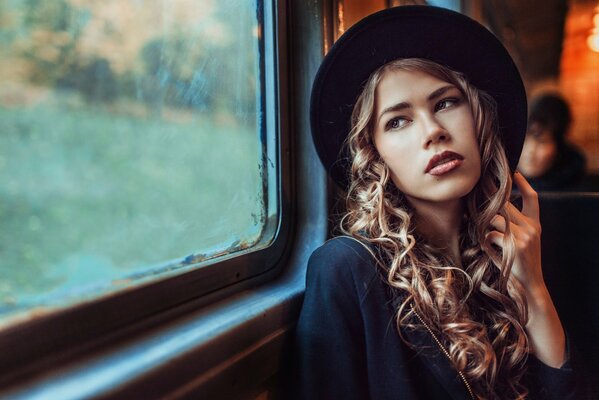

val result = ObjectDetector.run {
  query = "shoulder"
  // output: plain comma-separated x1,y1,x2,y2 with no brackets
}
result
311,235,375,262
306,236,380,295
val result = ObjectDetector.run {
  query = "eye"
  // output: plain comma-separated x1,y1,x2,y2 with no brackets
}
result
435,97,461,112
385,116,410,131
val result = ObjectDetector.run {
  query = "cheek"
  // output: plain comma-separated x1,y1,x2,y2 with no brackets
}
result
522,139,534,155
384,154,412,187
468,135,482,185
521,141,544,166
473,151,482,174
467,131,482,166
456,107,477,135
538,143,558,164
375,136,412,166
376,146,414,191
468,149,482,184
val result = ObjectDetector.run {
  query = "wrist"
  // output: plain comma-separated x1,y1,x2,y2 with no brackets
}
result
525,282,550,306
525,284,559,327
525,284,557,326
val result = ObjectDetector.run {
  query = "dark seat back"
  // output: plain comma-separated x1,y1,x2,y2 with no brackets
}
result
539,193,599,399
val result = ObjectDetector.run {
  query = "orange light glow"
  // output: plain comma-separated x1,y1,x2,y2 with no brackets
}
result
589,6,599,53
588,33,599,53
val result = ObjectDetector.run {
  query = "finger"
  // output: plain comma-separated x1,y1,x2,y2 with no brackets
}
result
485,226,525,249
513,172,540,221
483,231,503,265
509,192,523,211
485,230,504,248
504,201,528,225
491,212,524,235
490,215,507,232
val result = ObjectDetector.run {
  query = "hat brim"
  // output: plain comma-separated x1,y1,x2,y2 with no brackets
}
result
310,6,527,189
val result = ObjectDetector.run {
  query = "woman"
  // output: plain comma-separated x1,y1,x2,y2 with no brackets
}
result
293,6,578,400
517,93,587,191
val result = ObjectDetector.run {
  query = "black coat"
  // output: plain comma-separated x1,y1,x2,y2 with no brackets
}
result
291,236,578,399
528,142,588,192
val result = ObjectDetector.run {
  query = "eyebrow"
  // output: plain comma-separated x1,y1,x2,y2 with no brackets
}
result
376,84,457,125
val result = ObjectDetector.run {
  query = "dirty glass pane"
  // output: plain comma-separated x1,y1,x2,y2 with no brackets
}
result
0,0,268,324
427,0,460,11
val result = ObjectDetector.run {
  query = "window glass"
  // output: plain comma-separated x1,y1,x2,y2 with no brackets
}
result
426,0,460,12
0,0,268,325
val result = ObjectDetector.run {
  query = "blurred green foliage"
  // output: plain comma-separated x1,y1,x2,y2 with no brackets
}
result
0,0,265,319
1,0,259,112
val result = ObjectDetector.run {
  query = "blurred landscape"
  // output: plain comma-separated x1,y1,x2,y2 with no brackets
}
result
0,0,264,318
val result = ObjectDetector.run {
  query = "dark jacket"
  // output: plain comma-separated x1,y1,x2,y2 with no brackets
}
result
528,143,588,192
292,236,578,399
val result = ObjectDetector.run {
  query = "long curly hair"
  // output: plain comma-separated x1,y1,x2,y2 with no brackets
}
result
340,58,530,399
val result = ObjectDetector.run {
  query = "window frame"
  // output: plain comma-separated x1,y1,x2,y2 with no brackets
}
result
0,1,327,395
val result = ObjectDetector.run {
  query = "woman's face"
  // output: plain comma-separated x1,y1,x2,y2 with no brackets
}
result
517,122,557,179
372,69,481,207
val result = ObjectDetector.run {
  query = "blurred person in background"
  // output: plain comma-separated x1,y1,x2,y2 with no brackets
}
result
517,93,588,191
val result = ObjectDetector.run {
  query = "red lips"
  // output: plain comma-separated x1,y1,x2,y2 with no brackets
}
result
425,151,465,175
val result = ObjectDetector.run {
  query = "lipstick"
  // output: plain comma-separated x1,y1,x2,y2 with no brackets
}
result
425,151,464,176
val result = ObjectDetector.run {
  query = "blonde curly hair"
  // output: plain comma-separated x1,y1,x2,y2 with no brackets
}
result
340,58,530,399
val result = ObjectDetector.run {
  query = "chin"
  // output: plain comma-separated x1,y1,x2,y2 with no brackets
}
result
406,182,478,204
438,175,479,196
518,162,541,178
395,174,480,204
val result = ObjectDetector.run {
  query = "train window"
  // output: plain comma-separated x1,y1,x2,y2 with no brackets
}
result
426,0,460,11
387,0,460,11
0,0,275,327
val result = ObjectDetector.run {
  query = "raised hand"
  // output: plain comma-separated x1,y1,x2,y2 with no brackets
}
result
485,171,545,291
485,172,566,368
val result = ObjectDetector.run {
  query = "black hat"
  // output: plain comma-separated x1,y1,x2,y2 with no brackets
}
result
310,5,527,188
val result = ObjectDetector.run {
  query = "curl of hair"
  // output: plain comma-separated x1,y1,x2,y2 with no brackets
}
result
340,58,530,399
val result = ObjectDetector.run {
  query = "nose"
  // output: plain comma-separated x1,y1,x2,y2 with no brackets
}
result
422,113,449,148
